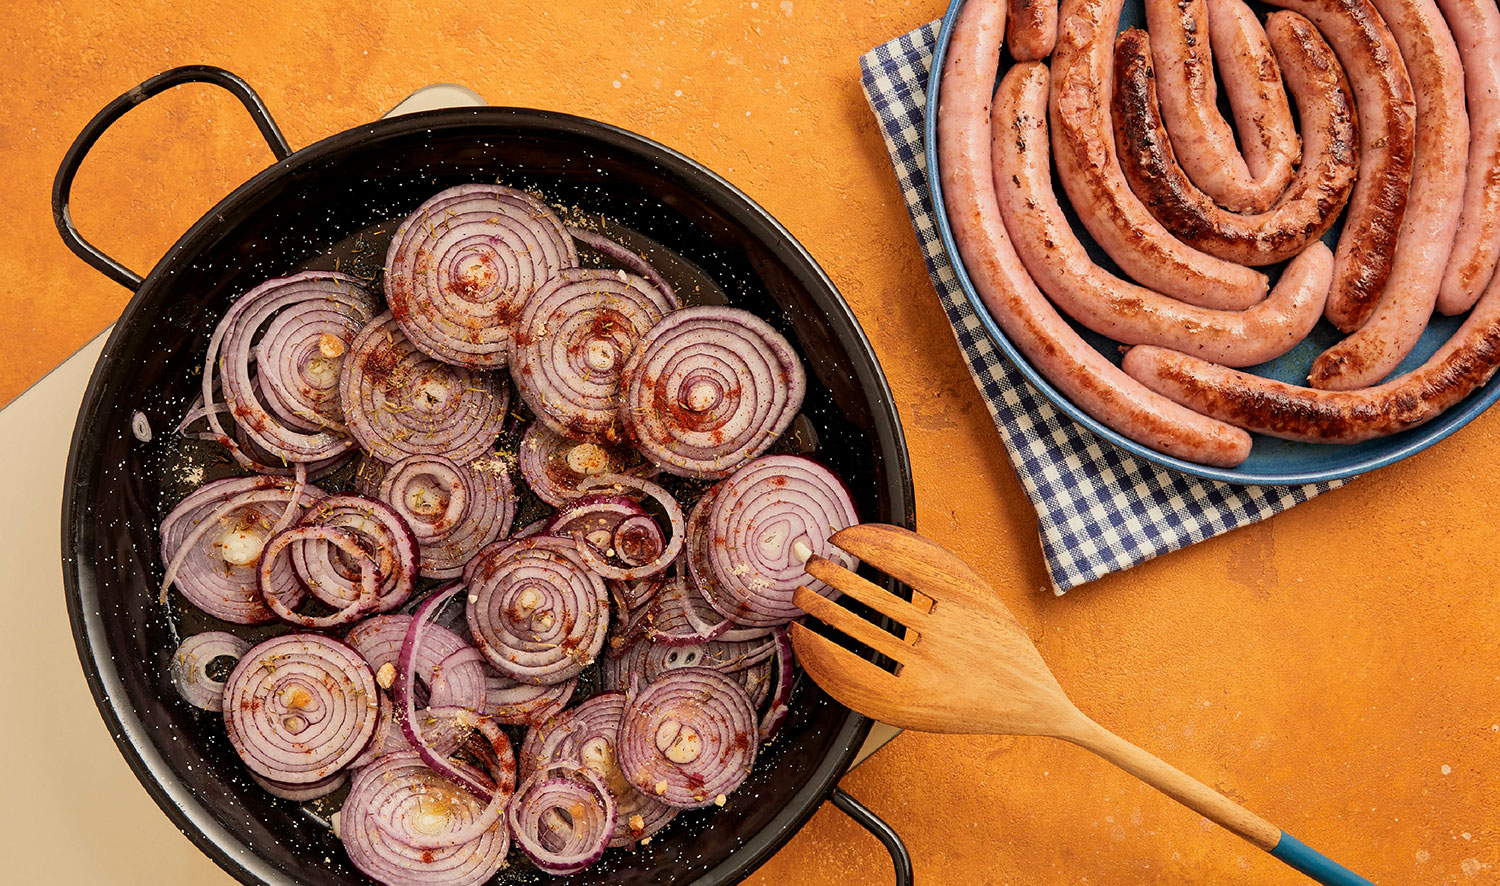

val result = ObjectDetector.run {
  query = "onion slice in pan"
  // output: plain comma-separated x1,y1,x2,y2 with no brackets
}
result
171,631,251,712
689,454,858,627
616,666,758,809
619,305,806,479
375,454,515,579
340,311,509,465
511,267,675,442
291,494,418,613
222,632,379,784
508,762,617,874
567,225,681,308
384,183,577,369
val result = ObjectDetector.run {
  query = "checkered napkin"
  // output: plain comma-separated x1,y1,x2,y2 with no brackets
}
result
859,22,1346,594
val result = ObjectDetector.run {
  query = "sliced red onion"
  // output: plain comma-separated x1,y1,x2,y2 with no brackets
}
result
604,633,776,706
171,631,251,712
340,312,509,465
377,454,515,579
508,763,617,875
159,476,324,623
349,688,399,768
259,526,380,628
341,751,510,886
546,493,652,560
250,770,348,802
464,535,609,685
518,422,657,507
616,667,758,808
682,485,773,643
511,267,675,442
567,226,681,308
202,272,377,470
385,183,577,368
518,692,678,847
567,474,684,581
291,495,417,613
645,565,732,646
222,633,379,784
619,305,806,479
512,517,551,539
478,667,577,726
759,628,794,742
690,455,857,627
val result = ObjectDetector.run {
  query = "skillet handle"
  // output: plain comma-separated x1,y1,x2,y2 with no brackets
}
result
830,787,913,886
51,65,292,291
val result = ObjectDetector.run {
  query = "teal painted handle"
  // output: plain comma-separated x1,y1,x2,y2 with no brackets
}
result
1272,833,1376,885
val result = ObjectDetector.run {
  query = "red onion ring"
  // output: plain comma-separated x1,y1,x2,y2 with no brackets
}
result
340,751,510,886
385,183,577,368
759,627,794,743
376,454,515,579
567,225,681,308
507,762,617,874
690,455,858,627
568,473,684,581
340,312,509,465
222,633,379,784
604,632,776,706
546,493,655,562
158,476,324,622
620,305,806,479
345,614,488,753
259,526,381,628
616,666,758,808
518,692,677,847
511,267,675,442
250,770,348,802
517,422,657,507
202,271,377,470
464,535,609,685
171,631,251,712
290,495,418,613
645,564,733,646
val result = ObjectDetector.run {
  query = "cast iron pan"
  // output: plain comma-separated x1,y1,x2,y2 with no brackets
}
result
55,66,915,886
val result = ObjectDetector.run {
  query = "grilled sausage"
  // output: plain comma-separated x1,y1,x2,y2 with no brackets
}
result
1434,0,1500,315
1111,19,1356,267
1120,264,1500,443
1264,0,1416,333
1307,0,1467,390
1142,0,1297,213
939,0,1252,466
1050,0,1268,310
1007,0,1058,61
1204,0,1301,205
992,60,1333,367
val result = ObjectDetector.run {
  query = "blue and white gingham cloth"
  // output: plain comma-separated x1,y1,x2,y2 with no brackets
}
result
859,22,1346,594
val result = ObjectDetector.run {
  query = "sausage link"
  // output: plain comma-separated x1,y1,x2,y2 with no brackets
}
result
1120,254,1500,443
1307,0,1467,390
1007,0,1058,61
1051,0,1268,310
1112,20,1357,267
1203,0,1301,203
939,0,1252,467
1434,0,1500,315
1264,0,1416,333
993,60,1333,367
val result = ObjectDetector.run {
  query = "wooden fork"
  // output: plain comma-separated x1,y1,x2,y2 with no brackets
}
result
791,524,1374,886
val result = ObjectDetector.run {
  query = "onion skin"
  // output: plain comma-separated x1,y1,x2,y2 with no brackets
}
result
620,305,807,479
341,751,510,886
511,267,675,442
617,666,759,809
690,454,858,627
385,183,578,369
340,312,509,465
464,535,610,685
171,631,251,712
222,633,379,784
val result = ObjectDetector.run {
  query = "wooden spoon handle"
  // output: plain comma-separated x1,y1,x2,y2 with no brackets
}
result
1067,719,1374,885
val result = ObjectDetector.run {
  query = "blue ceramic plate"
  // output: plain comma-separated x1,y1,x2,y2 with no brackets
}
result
925,0,1500,485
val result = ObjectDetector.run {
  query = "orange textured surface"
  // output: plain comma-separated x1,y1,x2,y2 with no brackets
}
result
4,1,1499,884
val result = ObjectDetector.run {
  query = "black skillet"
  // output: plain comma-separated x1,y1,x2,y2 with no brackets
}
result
54,66,915,886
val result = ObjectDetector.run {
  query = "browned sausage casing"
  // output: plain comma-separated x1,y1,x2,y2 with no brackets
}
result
1050,0,1268,310
1111,20,1357,267
1007,0,1058,61
939,0,1253,467
992,60,1333,368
